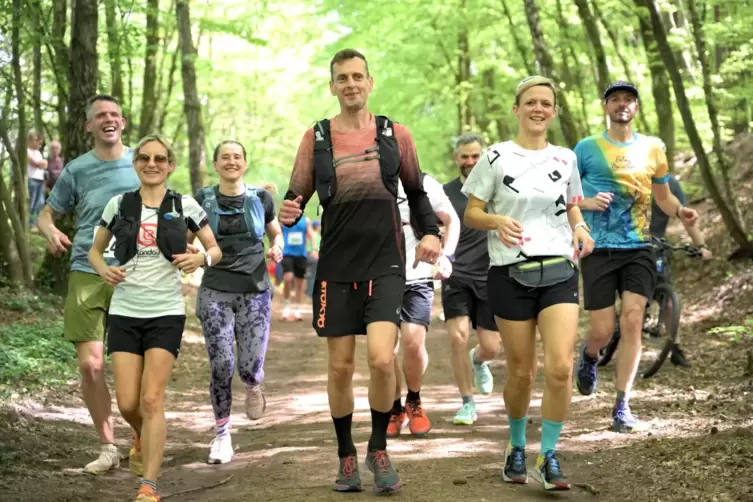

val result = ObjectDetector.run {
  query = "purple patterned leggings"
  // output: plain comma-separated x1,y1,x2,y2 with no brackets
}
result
196,286,272,421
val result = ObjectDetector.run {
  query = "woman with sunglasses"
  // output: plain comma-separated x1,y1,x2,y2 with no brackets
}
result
193,140,283,465
89,135,221,502
462,76,594,491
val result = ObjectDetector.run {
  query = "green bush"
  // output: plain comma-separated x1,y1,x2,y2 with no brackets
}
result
0,320,77,395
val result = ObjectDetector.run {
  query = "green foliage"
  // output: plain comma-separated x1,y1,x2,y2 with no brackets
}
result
0,319,77,397
708,319,753,342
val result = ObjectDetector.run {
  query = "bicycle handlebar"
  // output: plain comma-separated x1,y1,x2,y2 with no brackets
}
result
648,236,702,258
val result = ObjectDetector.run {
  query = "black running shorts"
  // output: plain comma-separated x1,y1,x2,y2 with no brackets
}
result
312,274,404,337
580,248,656,311
107,314,185,358
487,265,580,321
440,275,498,331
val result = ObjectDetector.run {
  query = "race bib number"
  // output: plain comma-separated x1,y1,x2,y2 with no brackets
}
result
94,226,117,259
287,231,303,246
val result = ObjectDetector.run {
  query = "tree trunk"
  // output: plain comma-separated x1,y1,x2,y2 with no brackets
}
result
457,12,473,134
39,0,99,293
157,46,181,133
573,0,610,94
479,67,509,142
686,0,737,214
51,0,69,141
138,0,160,138
31,0,44,136
500,0,534,75
636,0,753,258
11,0,28,226
176,0,207,194
523,0,580,148
104,0,125,125
639,16,675,170
0,167,29,286
554,0,589,137
593,0,652,133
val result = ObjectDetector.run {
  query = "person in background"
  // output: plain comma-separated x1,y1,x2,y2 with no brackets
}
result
27,131,48,225
45,140,65,195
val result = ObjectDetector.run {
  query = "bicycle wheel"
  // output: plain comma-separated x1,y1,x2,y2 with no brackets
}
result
640,283,681,378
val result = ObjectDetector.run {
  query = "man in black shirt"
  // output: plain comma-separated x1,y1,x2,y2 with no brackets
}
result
441,133,501,426
649,174,712,366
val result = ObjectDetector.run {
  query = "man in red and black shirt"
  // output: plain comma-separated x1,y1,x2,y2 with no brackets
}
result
279,49,440,494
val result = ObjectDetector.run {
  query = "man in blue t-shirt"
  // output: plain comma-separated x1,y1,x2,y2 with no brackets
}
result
280,215,314,320
37,94,140,475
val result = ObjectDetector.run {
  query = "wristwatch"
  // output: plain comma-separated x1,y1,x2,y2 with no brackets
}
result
202,252,212,267
574,221,591,232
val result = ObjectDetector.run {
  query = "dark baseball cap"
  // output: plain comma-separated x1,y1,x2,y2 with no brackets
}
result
604,81,639,101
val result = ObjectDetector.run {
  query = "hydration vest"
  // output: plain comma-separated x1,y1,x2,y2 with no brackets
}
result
312,115,400,207
111,189,188,265
201,185,266,247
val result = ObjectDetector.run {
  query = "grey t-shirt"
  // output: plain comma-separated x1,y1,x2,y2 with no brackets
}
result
650,176,687,238
443,177,489,281
46,149,140,274
194,186,276,294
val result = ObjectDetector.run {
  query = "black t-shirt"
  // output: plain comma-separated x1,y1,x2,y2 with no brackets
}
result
194,186,276,294
649,176,687,238
443,177,489,280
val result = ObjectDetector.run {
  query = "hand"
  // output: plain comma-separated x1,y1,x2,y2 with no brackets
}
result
267,244,283,264
262,182,278,194
700,246,713,260
433,254,453,280
99,266,126,287
310,250,319,261
583,192,613,212
279,196,303,226
186,243,201,254
495,215,523,248
414,234,441,268
573,227,595,258
172,253,204,274
678,206,698,226
46,228,72,256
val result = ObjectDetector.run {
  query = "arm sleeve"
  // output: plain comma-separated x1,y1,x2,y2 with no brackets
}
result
282,129,316,225
396,124,439,237
261,190,276,224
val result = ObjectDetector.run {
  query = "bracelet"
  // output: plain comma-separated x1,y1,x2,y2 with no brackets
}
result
574,221,590,232
675,205,684,218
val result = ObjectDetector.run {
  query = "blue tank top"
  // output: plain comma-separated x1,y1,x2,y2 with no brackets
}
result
282,218,308,257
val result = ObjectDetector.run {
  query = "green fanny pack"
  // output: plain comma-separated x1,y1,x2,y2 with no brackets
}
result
509,256,575,288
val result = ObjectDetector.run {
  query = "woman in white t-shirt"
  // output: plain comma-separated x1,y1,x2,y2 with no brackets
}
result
89,135,221,502
462,76,594,492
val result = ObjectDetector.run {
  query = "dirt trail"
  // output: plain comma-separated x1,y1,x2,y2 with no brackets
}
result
2,283,752,502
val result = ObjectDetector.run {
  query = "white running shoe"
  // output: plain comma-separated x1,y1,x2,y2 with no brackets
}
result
83,443,120,474
208,434,234,464
281,304,290,321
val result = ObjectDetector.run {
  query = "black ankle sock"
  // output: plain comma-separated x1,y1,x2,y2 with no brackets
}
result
333,414,356,458
406,389,420,404
367,409,391,452
392,398,402,412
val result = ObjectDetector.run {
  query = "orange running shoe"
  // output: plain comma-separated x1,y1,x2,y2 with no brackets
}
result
386,408,407,438
406,399,431,436
135,485,160,502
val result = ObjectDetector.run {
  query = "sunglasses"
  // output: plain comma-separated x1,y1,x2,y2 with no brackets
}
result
135,153,169,165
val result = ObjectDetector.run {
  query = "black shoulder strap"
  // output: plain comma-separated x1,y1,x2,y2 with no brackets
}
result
119,190,142,220
313,119,336,206
374,115,400,198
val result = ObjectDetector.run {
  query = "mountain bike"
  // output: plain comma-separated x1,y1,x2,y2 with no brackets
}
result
597,236,702,378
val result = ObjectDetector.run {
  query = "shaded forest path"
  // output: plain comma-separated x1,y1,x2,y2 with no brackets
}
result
2,277,753,502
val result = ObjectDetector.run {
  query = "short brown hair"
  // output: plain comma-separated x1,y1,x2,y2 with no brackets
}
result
329,49,369,80
515,75,558,108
